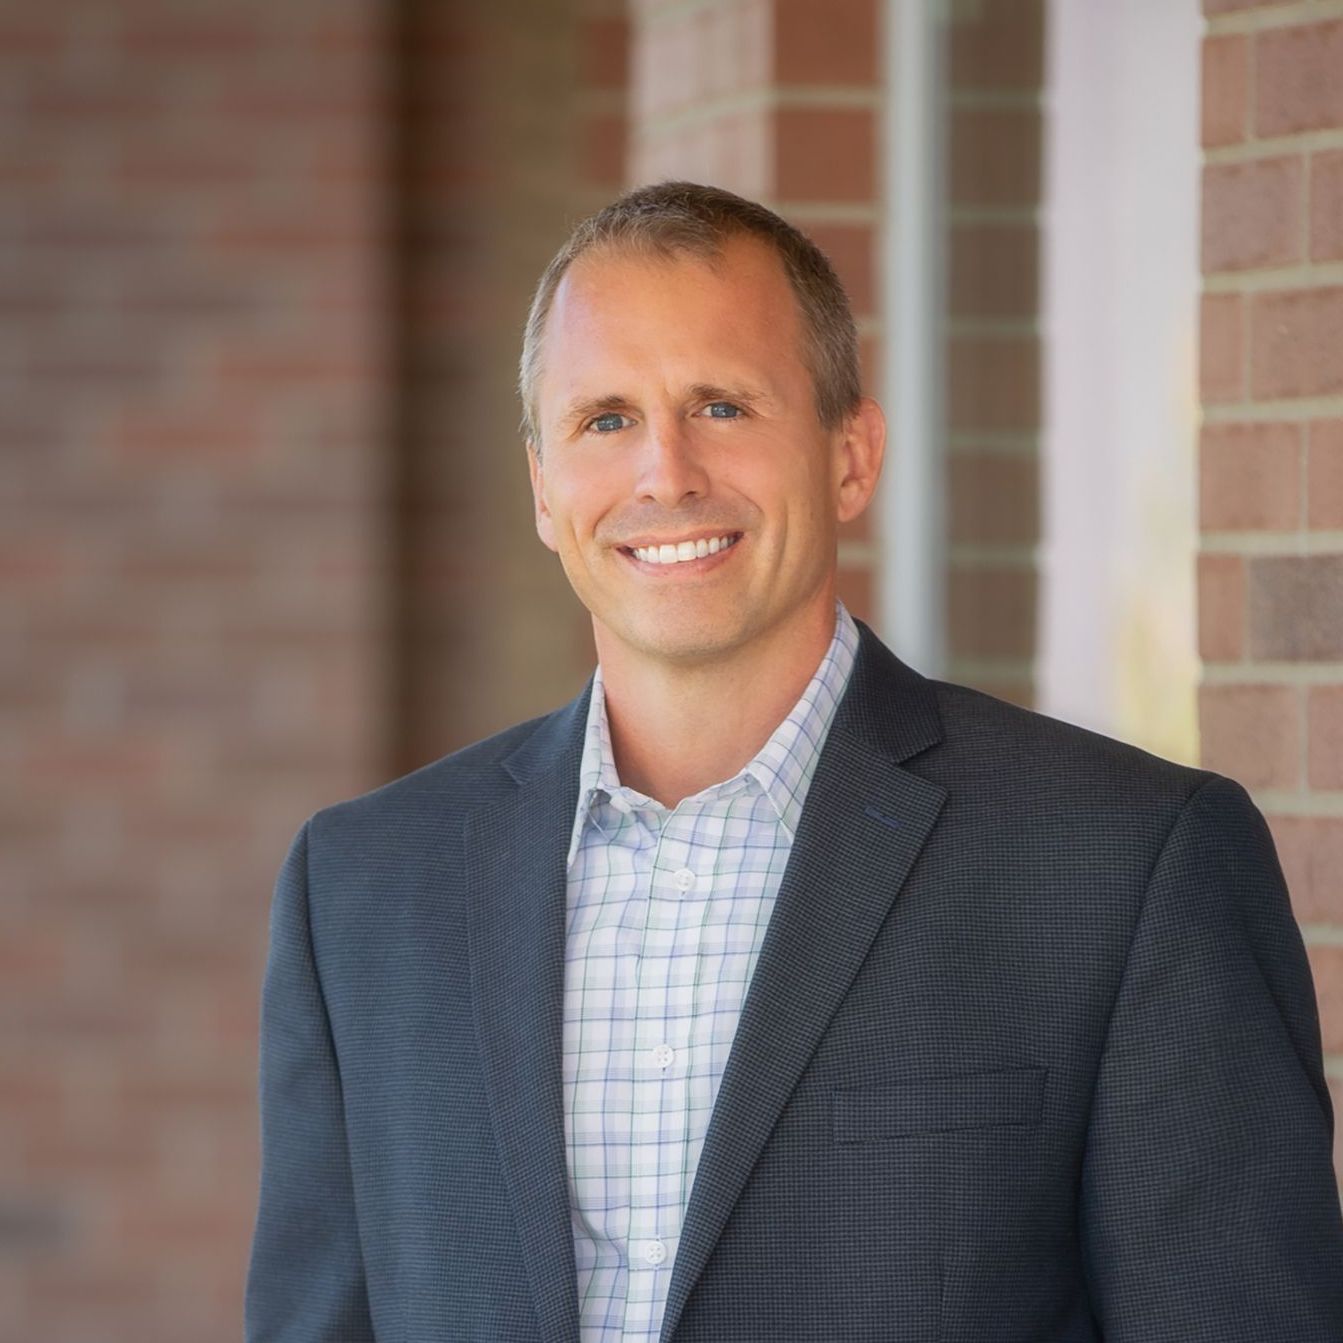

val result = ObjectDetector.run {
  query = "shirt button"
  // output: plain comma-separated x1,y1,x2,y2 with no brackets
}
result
610,794,632,815
642,1238,667,1266
672,867,695,892
651,1043,675,1069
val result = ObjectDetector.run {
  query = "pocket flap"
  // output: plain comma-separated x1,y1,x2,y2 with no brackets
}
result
833,1065,1047,1141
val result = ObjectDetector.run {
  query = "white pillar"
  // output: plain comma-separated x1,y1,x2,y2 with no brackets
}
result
879,0,948,675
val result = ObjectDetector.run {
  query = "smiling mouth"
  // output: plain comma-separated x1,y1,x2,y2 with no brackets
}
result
620,532,742,566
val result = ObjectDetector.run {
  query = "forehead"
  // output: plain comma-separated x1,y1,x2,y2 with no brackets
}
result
537,235,808,404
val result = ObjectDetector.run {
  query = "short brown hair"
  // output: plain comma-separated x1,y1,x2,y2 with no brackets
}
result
518,180,862,446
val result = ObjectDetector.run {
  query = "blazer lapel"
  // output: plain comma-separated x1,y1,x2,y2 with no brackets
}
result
465,687,591,1343
657,624,949,1343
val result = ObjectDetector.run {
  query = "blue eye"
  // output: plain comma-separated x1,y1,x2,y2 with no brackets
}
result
590,412,628,433
704,402,742,418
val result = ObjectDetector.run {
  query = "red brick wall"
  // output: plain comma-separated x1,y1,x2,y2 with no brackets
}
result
3,2,393,1335
945,0,1044,708
4,0,610,1337
1197,0,1343,1189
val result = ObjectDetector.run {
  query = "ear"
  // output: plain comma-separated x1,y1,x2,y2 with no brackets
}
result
527,441,559,552
833,396,886,525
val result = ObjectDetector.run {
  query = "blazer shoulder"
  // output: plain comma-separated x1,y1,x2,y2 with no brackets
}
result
305,704,567,843
927,675,1222,811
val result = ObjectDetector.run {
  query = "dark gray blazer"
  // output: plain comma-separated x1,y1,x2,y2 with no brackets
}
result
245,621,1343,1342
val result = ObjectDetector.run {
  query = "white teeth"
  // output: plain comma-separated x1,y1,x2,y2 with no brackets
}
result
631,534,738,565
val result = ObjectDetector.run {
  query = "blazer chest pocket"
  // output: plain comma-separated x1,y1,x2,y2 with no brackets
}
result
833,1065,1047,1142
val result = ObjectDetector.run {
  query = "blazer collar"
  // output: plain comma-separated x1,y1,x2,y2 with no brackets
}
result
499,618,945,789
468,620,948,1343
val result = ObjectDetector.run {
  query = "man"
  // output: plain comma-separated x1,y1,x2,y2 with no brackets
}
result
246,182,1343,1342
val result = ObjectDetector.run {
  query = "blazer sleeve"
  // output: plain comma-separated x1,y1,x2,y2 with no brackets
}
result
1079,774,1343,1340
245,818,377,1343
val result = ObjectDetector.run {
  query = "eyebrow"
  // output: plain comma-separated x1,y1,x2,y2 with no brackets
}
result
559,393,632,430
558,383,774,431
686,382,771,410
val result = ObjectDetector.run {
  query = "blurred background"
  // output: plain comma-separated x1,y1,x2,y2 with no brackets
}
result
4,0,1341,1337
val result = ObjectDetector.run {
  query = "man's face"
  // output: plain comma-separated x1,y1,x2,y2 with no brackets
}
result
528,234,881,669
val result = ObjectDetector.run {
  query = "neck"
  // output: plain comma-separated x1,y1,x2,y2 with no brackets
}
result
594,593,838,808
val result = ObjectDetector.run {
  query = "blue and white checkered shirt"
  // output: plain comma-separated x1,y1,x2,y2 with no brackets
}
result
562,601,860,1342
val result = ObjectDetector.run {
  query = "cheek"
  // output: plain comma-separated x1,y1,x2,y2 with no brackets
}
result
546,477,607,551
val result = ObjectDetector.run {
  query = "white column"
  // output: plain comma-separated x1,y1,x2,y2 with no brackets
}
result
878,0,948,675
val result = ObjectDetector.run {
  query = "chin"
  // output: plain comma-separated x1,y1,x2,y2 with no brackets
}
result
608,606,755,666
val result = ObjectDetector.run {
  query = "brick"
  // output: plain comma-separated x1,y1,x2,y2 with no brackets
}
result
948,567,1036,659
948,452,1039,546
210,206,374,256
216,347,376,388
1197,552,1246,662
1310,151,1343,263
1333,1077,1343,1195
857,331,881,398
804,223,875,316
631,14,677,119
1204,0,1293,11
948,0,1044,91
636,3,772,120
120,18,264,59
774,0,878,85
0,275,64,315
949,105,1042,209
1248,554,1343,661
1307,421,1343,530
1201,34,1248,149
579,15,629,92
211,82,373,128
1266,814,1343,924
1201,157,1302,273
1264,814,1306,915
1251,287,1343,400
0,924,67,991
947,333,1040,433
312,10,387,57
676,108,771,200
949,222,1038,320
1256,20,1343,138
839,506,871,545
1307,686,1343,790
981,678,1034,710
581,109,626,185
0,19,63,58
1198,683,1299,788
1198,421,1301,530
24,346,164,389
835,563,875,625
1306,944,1343,1054
20,206,169,253
1200,292,1244,404
116,144,260,190
2,0,404,1331
773,107,875,202
27,77,166,126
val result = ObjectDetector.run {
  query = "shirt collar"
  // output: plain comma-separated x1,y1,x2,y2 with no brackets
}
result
566,600,860,867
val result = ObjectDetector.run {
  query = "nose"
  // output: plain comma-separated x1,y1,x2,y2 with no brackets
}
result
635,412,710,508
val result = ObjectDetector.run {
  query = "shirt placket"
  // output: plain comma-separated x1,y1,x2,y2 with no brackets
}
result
622,798,710,1341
